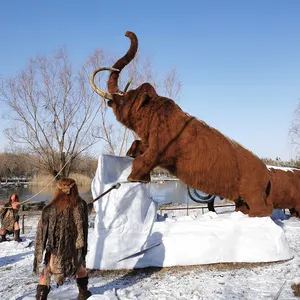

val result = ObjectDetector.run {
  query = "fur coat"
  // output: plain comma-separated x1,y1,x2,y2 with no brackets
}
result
0,203,20,232
33,198,88,285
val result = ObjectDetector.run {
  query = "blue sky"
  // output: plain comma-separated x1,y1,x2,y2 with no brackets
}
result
1,0,300,161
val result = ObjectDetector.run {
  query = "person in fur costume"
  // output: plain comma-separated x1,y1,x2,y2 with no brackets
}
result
33,178,91,300
0,193,22,242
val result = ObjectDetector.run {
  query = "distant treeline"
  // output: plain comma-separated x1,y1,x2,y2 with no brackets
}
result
0,152,297,180
0,153,98,179
261,157,300,169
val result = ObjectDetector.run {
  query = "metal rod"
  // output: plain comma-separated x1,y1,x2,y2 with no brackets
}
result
22,215,25,234
159,204,235,213
92,183,121,203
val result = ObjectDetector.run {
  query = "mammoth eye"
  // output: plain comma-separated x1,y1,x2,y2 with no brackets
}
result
114,92,124,96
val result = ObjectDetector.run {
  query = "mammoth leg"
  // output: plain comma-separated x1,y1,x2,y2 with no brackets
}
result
207,197,216,212
241,191,271,217
289,208,298,217
128,148,157,183
292,206,300,218
234,198,250,214
239,177,271,217
126,140,148,158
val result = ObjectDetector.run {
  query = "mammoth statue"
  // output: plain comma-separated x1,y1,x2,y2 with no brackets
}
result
236,167,300,218
90,31,272,217
267,167,300,217
267,168,300,217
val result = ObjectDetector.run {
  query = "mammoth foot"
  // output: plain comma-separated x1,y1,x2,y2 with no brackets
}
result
126,140,147,158
126,150,139,158
127,173,151,183
248,207,270,217
234,199,250,215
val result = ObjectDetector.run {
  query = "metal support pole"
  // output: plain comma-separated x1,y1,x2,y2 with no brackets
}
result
22,215,25,234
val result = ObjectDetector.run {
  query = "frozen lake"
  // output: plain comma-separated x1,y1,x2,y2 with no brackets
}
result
0,179,222,206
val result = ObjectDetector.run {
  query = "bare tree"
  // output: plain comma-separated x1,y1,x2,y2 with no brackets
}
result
0,150,35,179
0,48,106,177
290,100,300,158
162,67,182,101
0,47,182,176
69,154,98,177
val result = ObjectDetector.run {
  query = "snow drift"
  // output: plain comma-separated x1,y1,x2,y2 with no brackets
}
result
86,155,293,270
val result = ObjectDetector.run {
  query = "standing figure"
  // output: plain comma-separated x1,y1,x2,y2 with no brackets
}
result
0,193,22,242
33,178,91,300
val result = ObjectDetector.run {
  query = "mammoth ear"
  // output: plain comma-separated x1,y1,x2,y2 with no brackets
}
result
135,91,150,112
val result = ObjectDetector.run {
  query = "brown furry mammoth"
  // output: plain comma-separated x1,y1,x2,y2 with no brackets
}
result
268,167,300,217
236,167,300,217
90,31,272,217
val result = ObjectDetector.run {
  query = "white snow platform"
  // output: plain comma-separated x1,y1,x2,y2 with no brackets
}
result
86,155,293,270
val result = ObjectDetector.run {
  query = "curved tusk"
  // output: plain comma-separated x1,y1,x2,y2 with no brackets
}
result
90,67,120,100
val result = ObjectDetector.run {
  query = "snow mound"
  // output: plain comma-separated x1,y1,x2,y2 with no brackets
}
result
86,155,293,270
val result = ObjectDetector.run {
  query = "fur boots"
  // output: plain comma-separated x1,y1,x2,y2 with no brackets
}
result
76,276,92,300
36,284,50,300
14,229,22,242
0,233,7,242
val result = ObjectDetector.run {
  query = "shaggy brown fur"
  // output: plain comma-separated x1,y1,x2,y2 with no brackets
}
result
102,31,272,217
268,168,300,216
234,199,250,214
235,167,300,216
33,178,88,285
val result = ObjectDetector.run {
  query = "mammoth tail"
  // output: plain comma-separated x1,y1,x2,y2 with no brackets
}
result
107,31,138,94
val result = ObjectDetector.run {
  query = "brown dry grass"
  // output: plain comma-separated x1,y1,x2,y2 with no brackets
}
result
30,173,92,187
88,260,288,279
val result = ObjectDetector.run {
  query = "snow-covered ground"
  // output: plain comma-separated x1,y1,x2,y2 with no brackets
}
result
1,210,300,300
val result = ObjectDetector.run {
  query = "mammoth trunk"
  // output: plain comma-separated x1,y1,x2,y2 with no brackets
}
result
107,31,138,94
